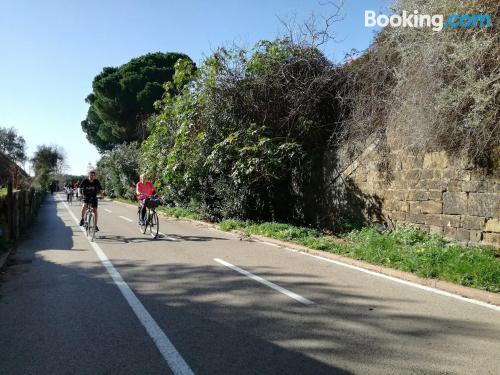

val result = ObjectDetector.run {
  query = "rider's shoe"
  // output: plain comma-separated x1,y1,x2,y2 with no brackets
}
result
95,226,100,232
79,219,84,226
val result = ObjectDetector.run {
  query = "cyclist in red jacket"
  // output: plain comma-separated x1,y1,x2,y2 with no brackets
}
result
136,174,155,225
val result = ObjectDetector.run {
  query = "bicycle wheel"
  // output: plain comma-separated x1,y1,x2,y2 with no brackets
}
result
87,212,96,242
138,207,147,234
148,211,159,239
84,211,90,236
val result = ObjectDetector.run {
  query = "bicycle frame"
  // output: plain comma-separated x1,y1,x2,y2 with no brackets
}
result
83,204,96,241
138,201,159,239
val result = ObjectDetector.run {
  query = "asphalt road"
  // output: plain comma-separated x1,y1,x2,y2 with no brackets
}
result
0,194,499,375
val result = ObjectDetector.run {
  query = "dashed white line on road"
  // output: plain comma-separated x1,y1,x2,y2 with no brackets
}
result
158,232,179,241
119,216,133,222
214,258,314,305
104,209,112,213
62,200,195,375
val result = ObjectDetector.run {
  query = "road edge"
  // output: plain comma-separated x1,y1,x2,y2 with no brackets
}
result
0,245,14,270
111,199,500,307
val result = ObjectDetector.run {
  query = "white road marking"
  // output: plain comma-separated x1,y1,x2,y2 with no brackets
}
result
261,241,280,248
214,258,314,305
104,195,499,312
104,209,112,213
260,242,500,312
119,216,133,222
62,200,195,375
159,232,179,241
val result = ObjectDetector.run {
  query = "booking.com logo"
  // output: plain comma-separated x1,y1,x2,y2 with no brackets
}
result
365,10,493,32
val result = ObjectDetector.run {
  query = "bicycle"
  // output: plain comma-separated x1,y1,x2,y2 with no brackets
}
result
137,196,160,239
83,204,96,242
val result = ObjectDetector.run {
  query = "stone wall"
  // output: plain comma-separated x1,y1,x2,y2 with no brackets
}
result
325,146,500,247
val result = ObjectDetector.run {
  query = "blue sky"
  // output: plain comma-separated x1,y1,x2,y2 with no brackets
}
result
0,0,389,175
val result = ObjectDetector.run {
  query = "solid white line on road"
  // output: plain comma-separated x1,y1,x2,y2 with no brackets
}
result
61,200,195,375
119,216,133,222
259,242,500,312
214,258,314,305
104,209,112,213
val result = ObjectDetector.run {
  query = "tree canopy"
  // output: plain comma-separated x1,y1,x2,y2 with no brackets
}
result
0,126,27,165
82,52,194,152
31,145,64,191
141,40,342,223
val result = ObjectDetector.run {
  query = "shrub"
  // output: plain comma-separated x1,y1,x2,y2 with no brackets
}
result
96,142,140,198
339,0,500,168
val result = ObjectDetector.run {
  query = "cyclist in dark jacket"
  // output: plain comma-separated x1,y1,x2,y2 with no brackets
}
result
79,170,102,231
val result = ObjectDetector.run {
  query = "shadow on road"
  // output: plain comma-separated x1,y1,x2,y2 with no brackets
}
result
96,233,228,245
0,195,499,374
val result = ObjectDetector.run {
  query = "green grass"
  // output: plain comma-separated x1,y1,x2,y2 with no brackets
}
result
338,227,499,292
157,206,204,220
219,219,499,293
219,219,338,250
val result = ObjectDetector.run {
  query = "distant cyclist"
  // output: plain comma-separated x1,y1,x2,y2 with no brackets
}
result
79,170,102,231
136,174,155,225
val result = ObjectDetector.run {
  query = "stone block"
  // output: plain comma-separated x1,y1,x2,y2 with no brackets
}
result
446,180,463,192
423,214,442,227
389,211,407,221
483,232,500,246
441,169,455,180
444,227,457,238
420,169,434,180
429,225,443,235
426,180,448,191
468,193,497,217
469,230,482,243
442,214,461,228
409,213,425,224
407,190,429,201
462,181,483,193
458,170,472,182
406,169,421,181
428,190,443,200
410,201,442,214
455,229,470,242
428,190,443,201
415,179,428,189
386,189,407,201
423,151,449,169
443,192,467,215
461,216,485,230
385,200,409,212
485,218,500,233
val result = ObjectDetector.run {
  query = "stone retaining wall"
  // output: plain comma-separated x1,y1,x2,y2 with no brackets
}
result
328,147,499,247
